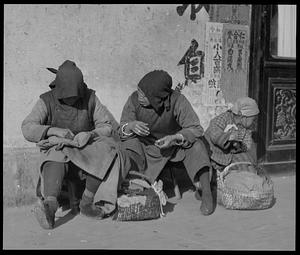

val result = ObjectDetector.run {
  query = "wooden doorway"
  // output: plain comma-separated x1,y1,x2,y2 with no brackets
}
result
249,5,296,173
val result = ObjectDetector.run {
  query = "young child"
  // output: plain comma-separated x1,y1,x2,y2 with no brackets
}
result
204,97,260,173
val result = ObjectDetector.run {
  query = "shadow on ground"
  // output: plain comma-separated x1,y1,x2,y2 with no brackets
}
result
54,210,78,228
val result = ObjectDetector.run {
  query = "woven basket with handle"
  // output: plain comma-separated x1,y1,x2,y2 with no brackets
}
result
114,171,161,221
217,162,275,210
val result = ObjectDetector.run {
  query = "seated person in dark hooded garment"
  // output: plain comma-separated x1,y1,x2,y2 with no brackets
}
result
22,60,121,229
119,70,214,215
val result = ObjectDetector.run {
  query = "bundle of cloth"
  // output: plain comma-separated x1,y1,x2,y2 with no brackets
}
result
37,131,92,151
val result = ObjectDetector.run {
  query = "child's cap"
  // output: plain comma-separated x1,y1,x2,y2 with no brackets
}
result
231,97,259,117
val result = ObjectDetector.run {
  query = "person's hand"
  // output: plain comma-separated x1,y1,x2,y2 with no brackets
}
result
231,141,243,153
47,127,75,140
127,121,150,136
154,135,176,149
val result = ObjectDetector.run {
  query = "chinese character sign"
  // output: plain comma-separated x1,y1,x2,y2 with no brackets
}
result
203,22,223,105
186,52,205,81
209,4,250,25
177,4,210,21
222,24,249,73
205,22,223,82
178,39,204,84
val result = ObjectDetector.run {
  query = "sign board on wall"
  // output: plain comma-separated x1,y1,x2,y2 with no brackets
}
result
209,4,251,26
202,22,249,111
177,5,251,125
222,23,249,73
221,23,250,103
203,22,224,106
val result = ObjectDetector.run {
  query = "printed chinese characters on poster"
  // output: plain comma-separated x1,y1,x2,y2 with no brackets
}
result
222,24,249,73
203,22,223,105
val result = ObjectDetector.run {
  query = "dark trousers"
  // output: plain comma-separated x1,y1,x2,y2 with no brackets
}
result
40,161,85,207
181,138,212,183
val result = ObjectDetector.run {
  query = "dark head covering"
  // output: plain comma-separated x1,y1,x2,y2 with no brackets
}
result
137,70,173,114
47,60,87,99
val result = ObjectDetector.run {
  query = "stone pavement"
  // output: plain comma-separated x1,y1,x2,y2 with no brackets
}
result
3,175,295,250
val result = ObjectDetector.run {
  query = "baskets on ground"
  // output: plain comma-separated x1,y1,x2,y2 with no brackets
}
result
114,171,166,221
217,162,275,210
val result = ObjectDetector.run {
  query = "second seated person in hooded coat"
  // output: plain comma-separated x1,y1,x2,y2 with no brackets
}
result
119,70,214,215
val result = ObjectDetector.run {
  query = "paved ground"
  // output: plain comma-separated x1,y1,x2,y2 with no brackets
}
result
3,175,295,250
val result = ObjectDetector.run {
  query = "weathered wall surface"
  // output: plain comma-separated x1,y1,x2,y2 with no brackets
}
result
4,4,250,148
4,4,251,207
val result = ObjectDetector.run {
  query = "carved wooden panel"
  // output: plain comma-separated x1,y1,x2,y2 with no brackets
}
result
273,88,296,140
267,77,296,149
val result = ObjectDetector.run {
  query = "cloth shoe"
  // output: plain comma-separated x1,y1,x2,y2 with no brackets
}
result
79,194,105,219
200,190,214,215
32,198,58,229
197,168,214,216
70,203,80,215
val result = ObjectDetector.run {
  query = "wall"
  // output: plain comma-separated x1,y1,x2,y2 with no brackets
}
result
4,4,251,148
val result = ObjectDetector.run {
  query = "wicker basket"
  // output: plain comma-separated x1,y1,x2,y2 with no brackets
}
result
217,162,275,210
114,171,162,221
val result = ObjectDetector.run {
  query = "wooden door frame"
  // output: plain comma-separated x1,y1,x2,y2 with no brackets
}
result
248,5,296,174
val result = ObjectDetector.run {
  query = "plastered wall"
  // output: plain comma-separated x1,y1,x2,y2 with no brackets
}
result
4,4,251,147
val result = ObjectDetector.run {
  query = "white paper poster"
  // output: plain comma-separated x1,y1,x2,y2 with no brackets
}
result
222,23,249,73
205,22,224,82
203,22,224,106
